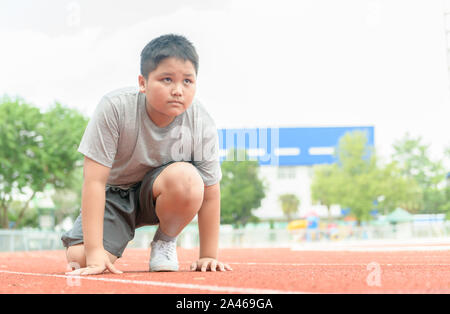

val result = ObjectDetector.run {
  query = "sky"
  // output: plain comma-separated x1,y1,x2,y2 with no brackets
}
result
0,0,449,164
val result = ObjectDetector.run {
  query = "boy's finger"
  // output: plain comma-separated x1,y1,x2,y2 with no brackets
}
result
201,261,209,272
106,262,122,274
218,263,225,272
67,266,102,276
66,268,84,276
210,260,217,272
80,267,101,275
66,266,95,275
224,263,233,271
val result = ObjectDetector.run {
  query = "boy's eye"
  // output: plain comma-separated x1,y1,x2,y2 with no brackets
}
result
161,77,193,84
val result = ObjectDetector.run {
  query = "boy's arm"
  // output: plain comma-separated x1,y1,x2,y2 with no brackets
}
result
192,182,232,272
81,156,110,254
67,156,122,275
198,183,221,259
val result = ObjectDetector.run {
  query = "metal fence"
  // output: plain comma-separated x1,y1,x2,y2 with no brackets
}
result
128,227,295,249
1,221,450,252
0,229,64,252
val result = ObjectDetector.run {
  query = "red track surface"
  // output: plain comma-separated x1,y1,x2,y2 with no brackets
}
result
0,245,449,294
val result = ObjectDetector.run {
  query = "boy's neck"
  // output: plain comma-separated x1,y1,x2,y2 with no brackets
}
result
145,103,176,128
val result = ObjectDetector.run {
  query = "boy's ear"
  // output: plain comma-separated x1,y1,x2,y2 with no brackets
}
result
138,75,146,93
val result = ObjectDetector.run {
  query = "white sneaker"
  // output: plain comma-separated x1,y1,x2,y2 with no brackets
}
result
149,240,179,272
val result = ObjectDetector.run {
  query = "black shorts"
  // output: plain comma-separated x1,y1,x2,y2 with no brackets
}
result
61,161,179,258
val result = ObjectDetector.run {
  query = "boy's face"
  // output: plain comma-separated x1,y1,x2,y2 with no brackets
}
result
139,57,197,127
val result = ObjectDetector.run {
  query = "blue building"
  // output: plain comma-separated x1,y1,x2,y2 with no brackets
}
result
217,126,375,219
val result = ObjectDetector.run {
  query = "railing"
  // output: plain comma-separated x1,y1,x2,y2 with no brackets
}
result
0,229,64,252
1,221,450,252
128,227,294,249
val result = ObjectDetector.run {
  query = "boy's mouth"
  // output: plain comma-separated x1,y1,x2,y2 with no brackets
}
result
168,100,184,105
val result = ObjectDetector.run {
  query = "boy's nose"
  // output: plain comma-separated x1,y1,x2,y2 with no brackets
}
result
171,84,183,96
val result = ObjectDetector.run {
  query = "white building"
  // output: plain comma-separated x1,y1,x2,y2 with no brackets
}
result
218,126,375,220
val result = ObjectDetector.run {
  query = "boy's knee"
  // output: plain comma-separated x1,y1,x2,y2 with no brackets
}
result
166,163,204,205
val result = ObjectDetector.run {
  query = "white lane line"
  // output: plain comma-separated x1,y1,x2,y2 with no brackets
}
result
227,262,450,266
0,270,309,294
133,261,450,267
290,245,450,252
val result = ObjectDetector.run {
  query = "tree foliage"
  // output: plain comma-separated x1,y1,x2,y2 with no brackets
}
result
332,131,379,223
220,149,266,228
51,166,84,226
278,193,300,221
311,163,341,217
374,161,422,214
391,133,448,214
0,96,88,228
311,131,421,224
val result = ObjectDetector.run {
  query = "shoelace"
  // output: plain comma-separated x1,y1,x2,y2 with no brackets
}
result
153,240,176,260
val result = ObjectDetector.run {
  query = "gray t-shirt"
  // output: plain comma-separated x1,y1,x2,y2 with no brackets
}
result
78,87,222,188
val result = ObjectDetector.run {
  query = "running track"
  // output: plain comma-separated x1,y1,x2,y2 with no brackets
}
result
0,241,449,294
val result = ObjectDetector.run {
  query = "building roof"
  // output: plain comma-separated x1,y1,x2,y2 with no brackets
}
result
218,126,374,166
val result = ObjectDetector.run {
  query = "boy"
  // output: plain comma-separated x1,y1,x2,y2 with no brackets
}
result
62,34,232,275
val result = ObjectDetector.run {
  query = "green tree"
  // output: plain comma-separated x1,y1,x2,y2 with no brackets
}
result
332,131,379,224
443,146,450,219
324,131,421,223
0,97,42,228
278,193,300,221
52,166,83,226
7,200,39,229
375,161,422,214
308,131,428,224
392,133,447,214
311,163,341,219
443,184,450,220
0,96,88,228
220,149,266,228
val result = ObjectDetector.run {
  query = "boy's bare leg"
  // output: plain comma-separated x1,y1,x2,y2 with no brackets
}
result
152,162,204,237
66,244,117,269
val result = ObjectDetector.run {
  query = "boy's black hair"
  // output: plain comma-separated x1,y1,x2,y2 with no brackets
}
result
140,34,199,79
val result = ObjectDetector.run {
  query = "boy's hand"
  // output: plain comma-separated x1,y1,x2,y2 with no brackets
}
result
190,258,233,272
66,248,122,276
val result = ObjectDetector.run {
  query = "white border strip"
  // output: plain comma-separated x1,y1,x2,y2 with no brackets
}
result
308,147,334,155
0,270,308,294
275,147,300,156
